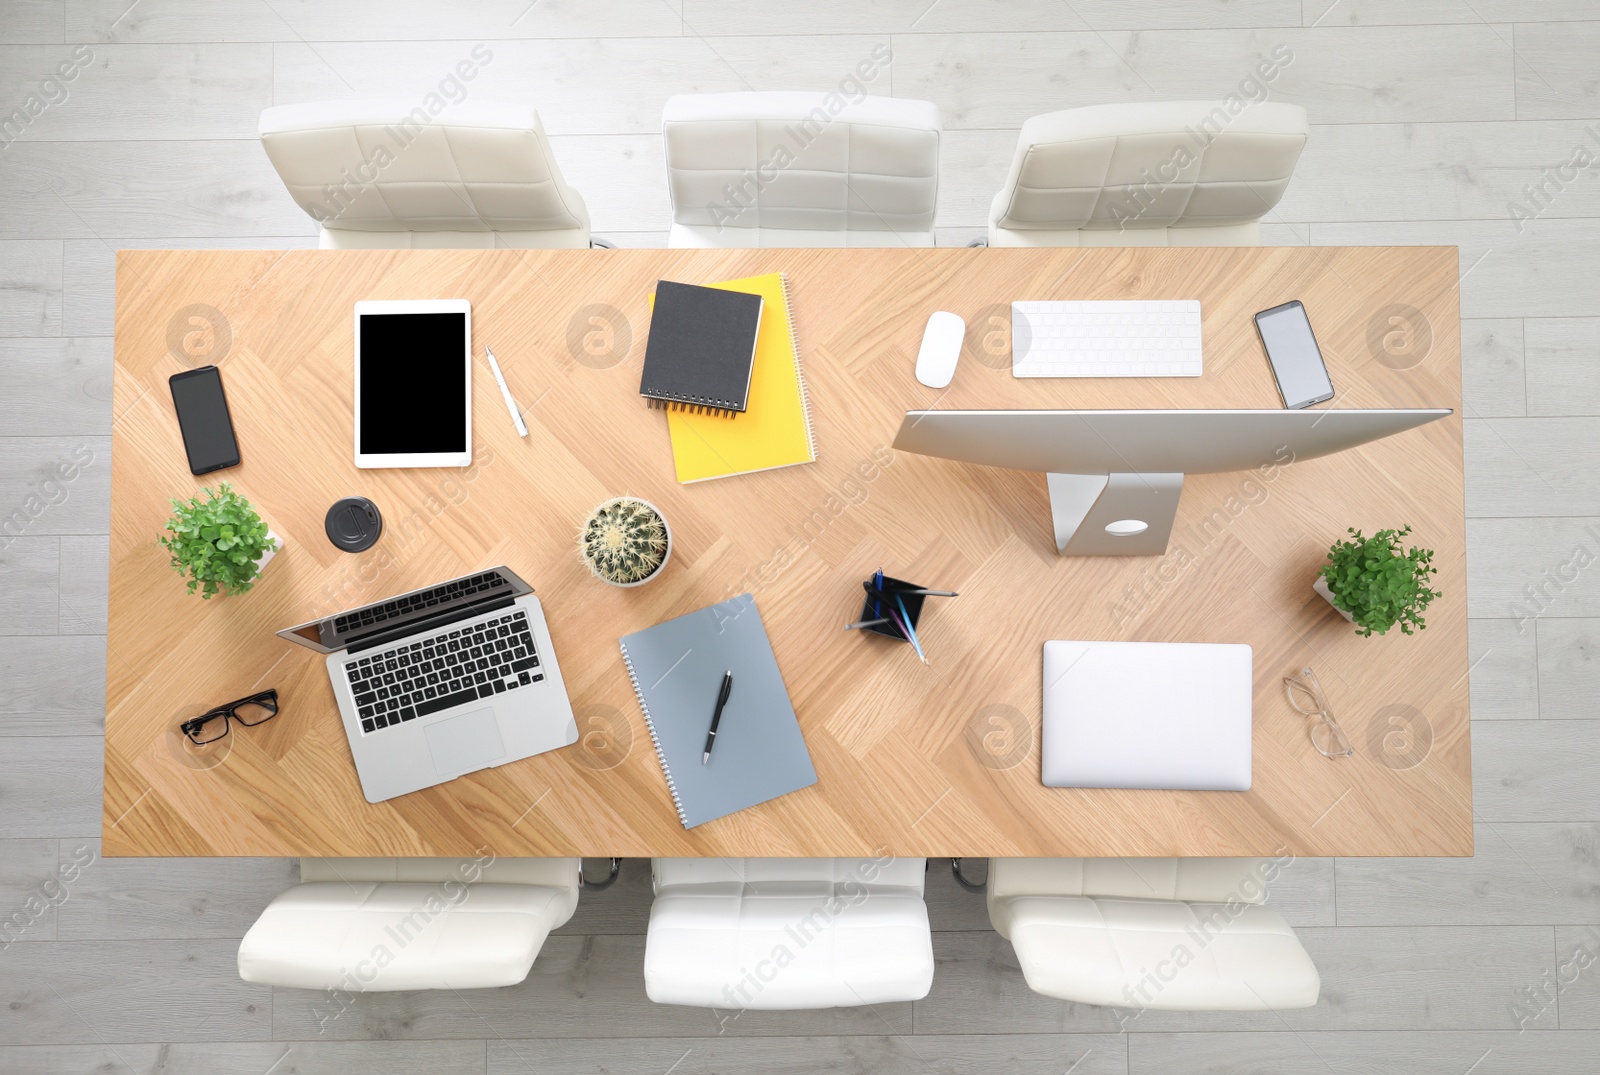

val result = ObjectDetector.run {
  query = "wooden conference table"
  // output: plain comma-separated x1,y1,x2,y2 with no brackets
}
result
105,245,1470,859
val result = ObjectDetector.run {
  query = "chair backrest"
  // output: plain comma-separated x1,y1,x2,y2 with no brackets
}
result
990,101,1308,234
258,100,588,242
662,91,940,241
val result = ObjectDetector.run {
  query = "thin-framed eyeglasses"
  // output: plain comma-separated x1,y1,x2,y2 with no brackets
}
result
180,689,279,745
1283,667,1353,759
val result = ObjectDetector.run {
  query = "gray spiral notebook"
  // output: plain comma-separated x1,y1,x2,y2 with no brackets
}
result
640,280,764,415
619,594,817,828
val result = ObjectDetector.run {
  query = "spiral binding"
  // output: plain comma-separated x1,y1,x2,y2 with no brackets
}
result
645,396,739,416
778,273,817,461
619,641,690,827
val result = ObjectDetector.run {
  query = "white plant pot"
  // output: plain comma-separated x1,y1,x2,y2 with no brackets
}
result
1313,575,1354,622
585,500,671,588
254,528,284,576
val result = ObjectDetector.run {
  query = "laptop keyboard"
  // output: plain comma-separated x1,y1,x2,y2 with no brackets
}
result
334,570,508,636
344,609,542,734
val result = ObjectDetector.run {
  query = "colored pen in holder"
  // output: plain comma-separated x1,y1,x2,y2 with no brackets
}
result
848,571,959,666
855,574,928,643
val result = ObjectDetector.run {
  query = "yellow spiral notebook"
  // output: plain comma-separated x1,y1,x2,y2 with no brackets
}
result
664,273,816,483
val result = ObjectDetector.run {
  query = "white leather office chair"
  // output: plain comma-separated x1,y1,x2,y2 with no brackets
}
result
237,856,581,991
986,102,1308,247
662,91,941,248
258,100,593,249
644,857,935,1008
986,857,1320,1010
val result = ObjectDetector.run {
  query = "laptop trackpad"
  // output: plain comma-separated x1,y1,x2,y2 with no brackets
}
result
425,707,506,776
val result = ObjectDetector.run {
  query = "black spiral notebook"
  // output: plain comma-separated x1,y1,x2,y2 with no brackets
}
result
640,280,764,415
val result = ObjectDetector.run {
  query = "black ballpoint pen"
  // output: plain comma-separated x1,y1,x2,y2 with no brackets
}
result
703,671,733,764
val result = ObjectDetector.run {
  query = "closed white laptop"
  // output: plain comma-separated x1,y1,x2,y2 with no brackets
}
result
1041,641,1252,791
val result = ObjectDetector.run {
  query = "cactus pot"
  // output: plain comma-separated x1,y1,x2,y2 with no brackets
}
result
580,497,672,588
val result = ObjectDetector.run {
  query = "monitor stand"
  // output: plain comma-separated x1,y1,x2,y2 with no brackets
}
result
1047,473,1184,556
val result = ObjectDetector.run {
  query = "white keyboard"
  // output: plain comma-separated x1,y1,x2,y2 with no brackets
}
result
1012,300,1203,378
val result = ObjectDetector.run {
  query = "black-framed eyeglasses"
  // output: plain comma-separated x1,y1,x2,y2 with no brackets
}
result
180,689,279,745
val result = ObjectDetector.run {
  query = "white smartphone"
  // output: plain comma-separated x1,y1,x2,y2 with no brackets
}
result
1254,300,1334,409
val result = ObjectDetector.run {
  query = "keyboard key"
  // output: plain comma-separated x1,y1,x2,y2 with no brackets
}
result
511,655,540,673
399,707,417,722
355,692,376,707
518,671,531,686
361,718,376,732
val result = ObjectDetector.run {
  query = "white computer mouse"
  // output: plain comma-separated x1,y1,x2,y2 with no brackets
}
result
915,310,966,388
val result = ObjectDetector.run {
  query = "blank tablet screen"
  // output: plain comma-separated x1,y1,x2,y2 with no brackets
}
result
358,311,468,455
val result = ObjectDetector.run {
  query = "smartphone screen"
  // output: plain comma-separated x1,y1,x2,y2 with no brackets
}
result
1254,300,1334,409
169,366,241,474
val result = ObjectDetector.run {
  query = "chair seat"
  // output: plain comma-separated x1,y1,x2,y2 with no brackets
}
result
669,222,934,249
237,881,574,991
1003,894,1320,1010
645,858,934,1009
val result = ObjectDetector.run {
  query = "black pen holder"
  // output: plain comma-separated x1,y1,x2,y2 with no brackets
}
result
859,576,927,642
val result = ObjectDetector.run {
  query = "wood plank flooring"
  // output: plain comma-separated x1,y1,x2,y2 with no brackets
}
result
1,1,1597,1070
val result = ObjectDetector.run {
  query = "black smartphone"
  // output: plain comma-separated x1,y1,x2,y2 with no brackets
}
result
169,365,241,474
1254,300,1334,409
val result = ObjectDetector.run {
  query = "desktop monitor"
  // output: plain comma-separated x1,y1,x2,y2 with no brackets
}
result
891,408,1452,555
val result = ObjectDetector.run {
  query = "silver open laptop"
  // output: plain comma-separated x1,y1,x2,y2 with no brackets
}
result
278,566,578,803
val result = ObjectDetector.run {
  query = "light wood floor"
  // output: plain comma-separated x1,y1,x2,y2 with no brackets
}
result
1,1,1598,1072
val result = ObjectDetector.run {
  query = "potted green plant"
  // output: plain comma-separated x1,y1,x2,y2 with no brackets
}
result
159,483,281,599
1315,525,1440,637
580,497,670,587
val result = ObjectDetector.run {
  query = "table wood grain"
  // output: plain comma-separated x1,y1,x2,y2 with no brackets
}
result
105,246,1470,858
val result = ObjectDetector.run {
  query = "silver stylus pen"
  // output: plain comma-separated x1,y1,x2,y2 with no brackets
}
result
484,346,528,437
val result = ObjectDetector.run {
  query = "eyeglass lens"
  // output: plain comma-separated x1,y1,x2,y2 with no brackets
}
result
184,711,230,744
230,696,277,725
1285,677,1322,714
1311,717,1353,757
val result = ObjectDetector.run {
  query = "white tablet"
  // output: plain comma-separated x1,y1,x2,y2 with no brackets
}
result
354,299,472,469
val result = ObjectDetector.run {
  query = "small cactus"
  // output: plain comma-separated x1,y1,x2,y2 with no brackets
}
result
580,498,670,585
